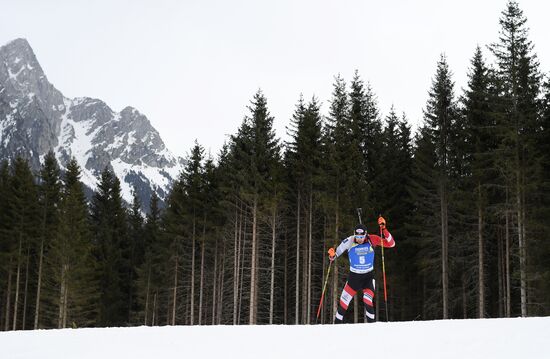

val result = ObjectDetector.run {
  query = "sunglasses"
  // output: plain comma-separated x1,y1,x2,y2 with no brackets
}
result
355,234,366,239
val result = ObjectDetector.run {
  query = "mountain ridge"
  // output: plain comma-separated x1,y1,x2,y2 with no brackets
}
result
0,38,184,209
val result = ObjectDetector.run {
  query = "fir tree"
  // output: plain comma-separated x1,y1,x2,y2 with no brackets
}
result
91,167,130,326
5,157,39,330
489,0,542,316
49,158,98,328
415,55,460,319
0,160,11,330
138,191,162,326
34,151,62,329
127,191,144,324
349,71,383,210
230,90,280,324
181,141,206,325
460,46,499,318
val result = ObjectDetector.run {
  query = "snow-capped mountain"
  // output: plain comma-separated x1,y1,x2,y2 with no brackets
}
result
0,38,184,209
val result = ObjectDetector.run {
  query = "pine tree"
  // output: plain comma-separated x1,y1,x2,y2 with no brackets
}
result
5,157,39,330
460,46,500,318
322,75,355,322
409,125,440,319
285,95,323,324
0,160,11,330
34,151,62,329
127,191,144,324
533,77,550,313
378,108,416,320
229,90,280,324
489,0,542,317
180,141,205,325
414,55,460,319
349,71,383,210
91,167,130,326
49,158,97,328
138,191,162,325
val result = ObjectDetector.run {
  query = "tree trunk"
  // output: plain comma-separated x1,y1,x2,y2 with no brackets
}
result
152,291,157,326
4,259,12,331
301,232,307,324
34,238,45,329
172,251,178,326
212,239,218,325
517,175,527,317
233,202,241,325
249,196,258,325
144,267,151,325
284,232,288,324
497,229,504,317
478,185,484,318
462,273,467,319
238,217,246,323
331,192,339,323
22,247,30,330
295,191,300,324
505,190,511,317
62,280,68,328
269,204,276,324
13,234,23,330
233,203,240,325
440,180,448,319
190,215,196,325
307,192,312,324
521,180,528,315
218,242,225,325
58,264,66,329
199,217,206,325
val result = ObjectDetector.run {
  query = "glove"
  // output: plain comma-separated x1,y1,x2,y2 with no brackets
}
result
378,216,386,229
328,247,336,262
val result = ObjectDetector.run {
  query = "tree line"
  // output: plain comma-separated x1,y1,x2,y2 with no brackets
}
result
1,1,549,329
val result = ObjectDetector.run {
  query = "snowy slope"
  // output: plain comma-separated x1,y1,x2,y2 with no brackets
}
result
1,317,549,359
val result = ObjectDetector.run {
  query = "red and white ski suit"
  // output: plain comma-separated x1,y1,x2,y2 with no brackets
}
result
333,228,395,323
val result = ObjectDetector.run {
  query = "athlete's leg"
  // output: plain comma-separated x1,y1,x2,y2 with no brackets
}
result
334,272,363,324
363,273,376,323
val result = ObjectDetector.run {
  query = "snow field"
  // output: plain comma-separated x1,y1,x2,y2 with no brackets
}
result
1,317,549,359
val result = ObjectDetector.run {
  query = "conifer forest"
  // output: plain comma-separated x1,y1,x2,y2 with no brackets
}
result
1,1,550,329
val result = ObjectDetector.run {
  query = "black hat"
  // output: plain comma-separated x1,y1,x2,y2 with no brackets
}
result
354,224,367,236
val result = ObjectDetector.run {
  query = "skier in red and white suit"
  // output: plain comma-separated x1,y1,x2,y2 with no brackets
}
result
328,216,395,323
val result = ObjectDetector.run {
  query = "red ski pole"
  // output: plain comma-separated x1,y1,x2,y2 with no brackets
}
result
379,215,389,321
316,260,333,323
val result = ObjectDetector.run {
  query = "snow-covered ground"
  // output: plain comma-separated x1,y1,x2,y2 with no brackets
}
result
1,317,549,359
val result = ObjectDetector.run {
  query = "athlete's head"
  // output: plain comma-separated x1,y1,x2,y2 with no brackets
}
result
354,224,368,244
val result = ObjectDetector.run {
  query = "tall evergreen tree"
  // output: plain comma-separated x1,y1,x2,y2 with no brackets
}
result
138,191,162,326
181,141,206,325
415,55,460,319
0,160,12,330
460,46,500,318
5,157,39,330
49,158,97,328
349,71,383,210
489,0,542,317
91,167,130,326
34,151,62,329
230,90,280,324
127,191,144,324
286,95,323,324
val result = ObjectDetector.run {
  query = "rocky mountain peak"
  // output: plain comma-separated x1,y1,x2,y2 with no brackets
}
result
0,38,184,210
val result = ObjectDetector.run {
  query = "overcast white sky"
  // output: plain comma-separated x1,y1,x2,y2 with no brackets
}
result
1,0,549,158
